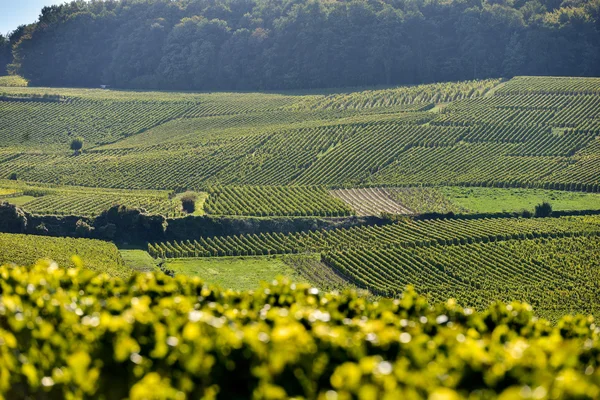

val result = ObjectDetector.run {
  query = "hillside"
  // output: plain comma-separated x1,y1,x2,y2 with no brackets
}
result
0,76,599,194
1,75,599,318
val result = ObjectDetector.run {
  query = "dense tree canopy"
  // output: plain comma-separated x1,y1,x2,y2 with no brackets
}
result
5,0,600,90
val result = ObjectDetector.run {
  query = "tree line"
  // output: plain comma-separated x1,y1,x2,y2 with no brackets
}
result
2,0,600,90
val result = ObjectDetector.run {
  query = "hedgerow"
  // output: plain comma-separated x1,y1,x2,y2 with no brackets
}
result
1,261,600,399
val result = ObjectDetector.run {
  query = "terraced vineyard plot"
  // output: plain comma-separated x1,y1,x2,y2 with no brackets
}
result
368,142,567,188
17,192,184,217
0,233,129,278
0,99,192,147
292,79,501,111
331,188,411,216
204,186,353,217
323,235,600,318
295,124,469,186
497,76,600,95
148,215,600,258
14,137,265,190
0,181,186,217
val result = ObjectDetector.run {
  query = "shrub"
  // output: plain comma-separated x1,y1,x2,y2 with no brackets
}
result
0,202,27,233
70,137,84,154
0,262,599,399
180,192,198,214
535,202,553,218
8,172,17,180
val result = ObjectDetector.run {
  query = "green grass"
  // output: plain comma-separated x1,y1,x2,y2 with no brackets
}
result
441,187,600,213
165,256,298,291
120,250,159,273
4,195,37,206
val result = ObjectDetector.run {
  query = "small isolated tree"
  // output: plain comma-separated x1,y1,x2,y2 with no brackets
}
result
8,172,17,180
181,192,198,214
534,202,552,218
70,137,84,155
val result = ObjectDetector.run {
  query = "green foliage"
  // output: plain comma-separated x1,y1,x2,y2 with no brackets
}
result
180,192,197,214
0,181,185,218
1,262,600,399
1,77,597,192
323,235,600,319
149,215,600,259
0,233,129,278
70,137,84,152
535,202,553,218
7,0,600,91
204,186,354,217
0,75,28,87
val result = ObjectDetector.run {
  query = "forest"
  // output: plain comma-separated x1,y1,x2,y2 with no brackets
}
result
1,0,600,90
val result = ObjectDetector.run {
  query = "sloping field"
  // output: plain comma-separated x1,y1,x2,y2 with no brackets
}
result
330,187,411,215
323,235,600,318
0,76,597,193
149,215,600,318
0,233,129,278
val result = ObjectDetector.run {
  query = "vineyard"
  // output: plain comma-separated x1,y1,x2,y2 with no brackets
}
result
289,79,501,111
2,261,600,399
204,186,353,217
0,181,186,217
323,235,600,318
148,215,600,258
0,233,129,278
148,215,600,318
0,76,597,192
330,187,411,216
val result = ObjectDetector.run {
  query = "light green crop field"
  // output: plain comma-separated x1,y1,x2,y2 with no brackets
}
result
440,187,600,214
165,256,298,291
389,186,600,215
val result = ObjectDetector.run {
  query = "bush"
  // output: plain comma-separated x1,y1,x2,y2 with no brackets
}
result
0,262,599,399
535,202,553,218
180,192,198,214
0,202,27,233
70,137,84,154
8,172,17,180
